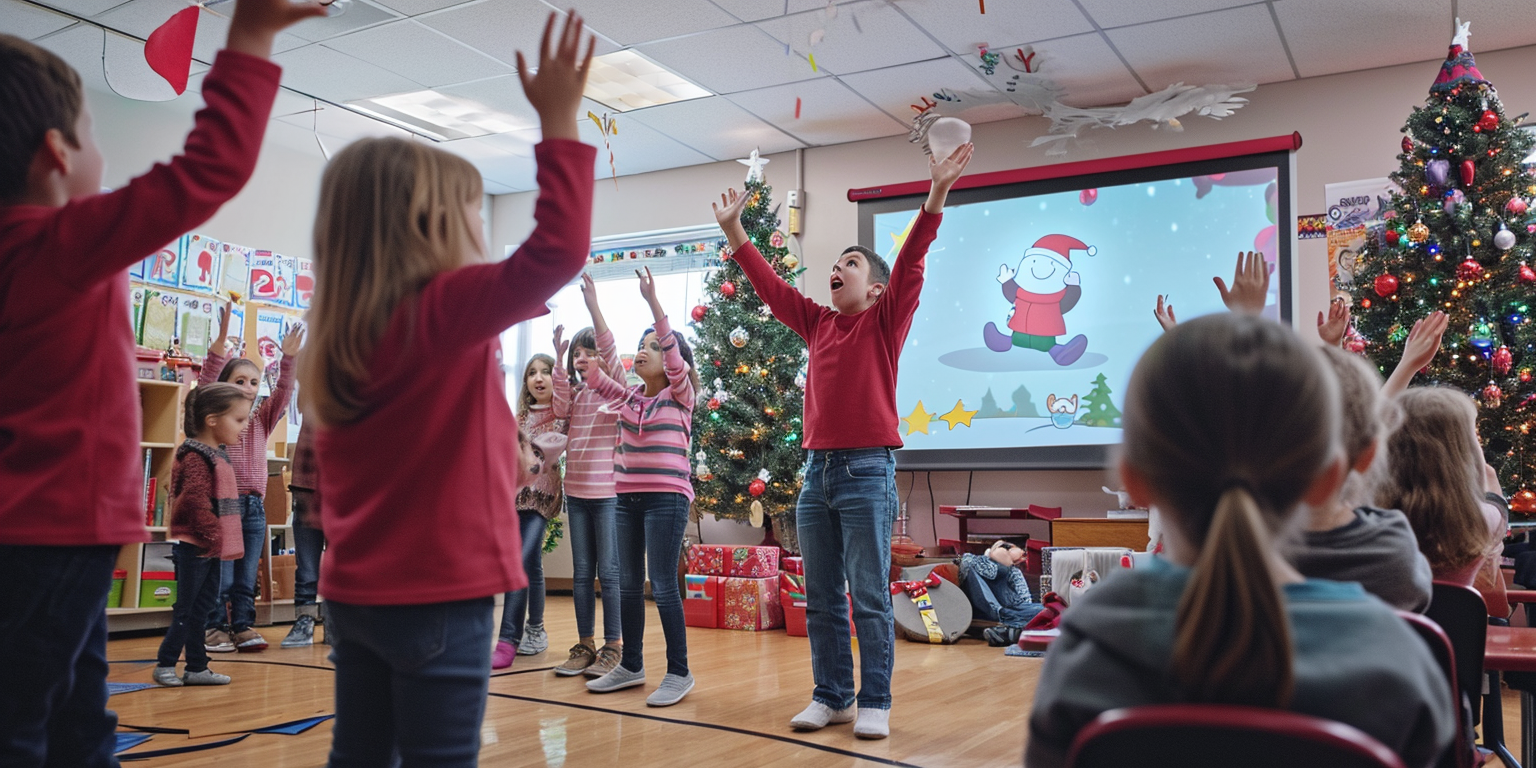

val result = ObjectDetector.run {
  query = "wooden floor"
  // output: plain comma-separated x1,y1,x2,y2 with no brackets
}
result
104,596,1529,766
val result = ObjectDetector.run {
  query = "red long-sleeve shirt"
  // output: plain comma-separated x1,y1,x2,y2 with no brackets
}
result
731,209,941,450
316,139,595,606
0,51,282,546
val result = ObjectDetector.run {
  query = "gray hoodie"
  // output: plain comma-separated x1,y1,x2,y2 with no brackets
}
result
1288,506,1434,613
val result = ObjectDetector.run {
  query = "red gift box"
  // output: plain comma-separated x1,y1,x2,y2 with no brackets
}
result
779,590,853,638
683,574,721,629
719,576,783,631
782,556,804,576
686,544,780,578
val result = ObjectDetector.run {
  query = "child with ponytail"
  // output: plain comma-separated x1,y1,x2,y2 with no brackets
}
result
1025,313,1453,768
153,383,250,687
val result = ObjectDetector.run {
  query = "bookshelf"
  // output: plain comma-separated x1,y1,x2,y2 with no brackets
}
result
106,377,187,633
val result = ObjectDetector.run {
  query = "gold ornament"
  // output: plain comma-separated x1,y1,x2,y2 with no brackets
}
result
1408,221,1430,243
783,254,800,270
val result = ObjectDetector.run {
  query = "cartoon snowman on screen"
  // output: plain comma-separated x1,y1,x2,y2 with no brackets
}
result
983,234,1093,366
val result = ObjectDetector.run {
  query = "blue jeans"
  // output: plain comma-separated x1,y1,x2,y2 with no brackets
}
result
293,512,325,608
208,493,266,632
960,567,1045,627
327,598,493,768
500,510,546,645
616,492,690,677
797,448,898,710
0,544,119,767
566,496,621,642
158,544,222,672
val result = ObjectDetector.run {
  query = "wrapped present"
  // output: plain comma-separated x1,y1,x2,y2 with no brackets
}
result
684,574,721,629
1039,547,1133,600
890,564,971,644
782,556,804,576
780,571,806,600
779,590,853,638
686,544,779,577
719,576,783,631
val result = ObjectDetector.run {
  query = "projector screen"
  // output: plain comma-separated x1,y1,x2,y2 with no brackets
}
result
856,144,1296,470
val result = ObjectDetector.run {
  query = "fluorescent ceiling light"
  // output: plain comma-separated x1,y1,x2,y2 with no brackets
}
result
347,91,533,141
583,50,711,113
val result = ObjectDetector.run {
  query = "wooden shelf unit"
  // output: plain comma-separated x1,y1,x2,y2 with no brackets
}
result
107,378,189,633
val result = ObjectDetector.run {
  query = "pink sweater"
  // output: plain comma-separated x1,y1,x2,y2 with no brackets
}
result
585,317,695,500
199,349,294,496
516,404,567,518
552,329,621,499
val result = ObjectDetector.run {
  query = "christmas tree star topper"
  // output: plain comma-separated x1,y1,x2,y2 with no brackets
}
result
737,148,770,183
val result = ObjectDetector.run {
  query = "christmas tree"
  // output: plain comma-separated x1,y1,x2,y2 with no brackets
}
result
1078,373,1122,428
691,158,809,550
1351,21,1536,513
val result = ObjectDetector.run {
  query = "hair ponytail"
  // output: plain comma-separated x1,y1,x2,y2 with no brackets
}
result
1172,486,1294,707
182,382,248,440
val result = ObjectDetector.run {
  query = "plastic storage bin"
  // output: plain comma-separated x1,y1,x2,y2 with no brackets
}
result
108,569,127,608
139,571,176,608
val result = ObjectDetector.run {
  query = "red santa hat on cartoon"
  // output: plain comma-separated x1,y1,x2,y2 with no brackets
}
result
1025,234,1096,270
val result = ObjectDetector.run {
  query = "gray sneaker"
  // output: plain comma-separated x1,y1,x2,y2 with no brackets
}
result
585,664,645,693
182,669,232,686
152,666,183,687
281,615,315,648
645,673,695,707
519,623,548,655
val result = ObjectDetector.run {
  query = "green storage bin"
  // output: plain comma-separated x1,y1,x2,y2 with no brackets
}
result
108,569,126,608
139,570,176,608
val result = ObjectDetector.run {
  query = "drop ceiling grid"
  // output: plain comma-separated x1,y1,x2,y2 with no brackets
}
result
320,19,515,87
1105,3,1296,92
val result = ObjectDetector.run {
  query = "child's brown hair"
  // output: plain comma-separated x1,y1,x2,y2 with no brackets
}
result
566,326,597,385
518,354,556,419
0,35,83,202
183,383,249,440
1376,387,1489,574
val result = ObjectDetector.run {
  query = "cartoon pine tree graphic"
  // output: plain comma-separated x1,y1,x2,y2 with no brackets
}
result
1078,373,1122,427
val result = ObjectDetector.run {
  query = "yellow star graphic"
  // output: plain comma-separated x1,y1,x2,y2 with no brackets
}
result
902,401,934,435
887,212,919,259
938,400,978,430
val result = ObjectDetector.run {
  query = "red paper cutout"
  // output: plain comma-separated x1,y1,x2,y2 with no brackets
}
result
794,97,802,119
145,5,200,95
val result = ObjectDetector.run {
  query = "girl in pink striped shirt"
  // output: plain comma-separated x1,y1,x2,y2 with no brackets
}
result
582,268,700,707
198,301,303,653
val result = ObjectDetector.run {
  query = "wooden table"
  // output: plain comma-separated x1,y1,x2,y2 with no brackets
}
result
1051,518,1150,551
1485,626,1536,768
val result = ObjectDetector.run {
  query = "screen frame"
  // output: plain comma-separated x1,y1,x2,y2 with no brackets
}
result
854,137,1300,471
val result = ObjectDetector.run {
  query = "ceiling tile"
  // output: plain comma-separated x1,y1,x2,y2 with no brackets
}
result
275,103,411,144
567,0,738,46
435,75,543,132
34,0,128,18
890,0,1093,54
1107,5,1294,91
707,0,785,22
3,0,76,39
322,20,514,87
574,102,715,176
271,43,425,103
1077,0,1258,29
1274,0,1442,79
727,77,905,145
637,23,825,94
31,23,112,92
626,96,803,160
370,0,477,17
90,0,230,62
482,178,518,194
839,57,1028,124
958,32,1145,108
419,0,620,68
1456,1,1536,55
284,0,401,42
753,0,946,75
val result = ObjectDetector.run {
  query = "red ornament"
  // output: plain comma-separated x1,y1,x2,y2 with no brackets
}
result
1494,346,1514,375
1478,109,1500,132
691,304,708,322
1457,258,1484,281
1373,273,1400,297
1521,263,1536,284
1483,382,1504,408
1523,368,1533,383
708,397,721,411
1401,136,1414,154
748,478,766,497
1509,197,1530,217
1361,298,1373,309
720,281,736,298
1385,229,1401,247
1460,159,1475,186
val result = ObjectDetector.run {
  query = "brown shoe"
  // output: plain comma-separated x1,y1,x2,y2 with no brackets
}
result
233,628,268,652
205,629,235,653
584,644,622,678
554,643,597,677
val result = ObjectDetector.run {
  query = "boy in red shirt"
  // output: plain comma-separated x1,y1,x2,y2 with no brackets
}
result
0,2,322,762
711,143,972,739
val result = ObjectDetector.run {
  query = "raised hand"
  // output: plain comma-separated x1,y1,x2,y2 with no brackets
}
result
1213,251,1269,315
226,0,327,59
636,266,659,304
1401,310,1448,373
517,12,595,142
1154,294,1177,332
280,322,307,356
712,188,749,231
218,299,233,337
553,324,570,361
925,143,973,214
1316,297,1350,346
996,264,1016,284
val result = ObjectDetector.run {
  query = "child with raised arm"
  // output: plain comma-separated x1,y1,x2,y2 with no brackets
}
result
0,1,324,760
581,268,701,707
298,13,595,763
711,143,973,739
550,277,625,678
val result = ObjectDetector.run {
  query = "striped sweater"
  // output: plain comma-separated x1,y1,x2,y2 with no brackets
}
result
199,348,293,496
170,439,244,560
552,329,621,500
516,404,568,518
584,317,696,501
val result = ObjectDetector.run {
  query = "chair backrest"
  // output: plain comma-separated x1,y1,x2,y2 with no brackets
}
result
1065,704,1407,768
1424,581,1488,728
1397,610,1472,768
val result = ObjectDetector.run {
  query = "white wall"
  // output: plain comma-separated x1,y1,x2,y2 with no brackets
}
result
493,43,1536,555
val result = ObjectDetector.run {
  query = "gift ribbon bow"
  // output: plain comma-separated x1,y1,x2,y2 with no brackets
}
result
889,571,942,599
891,572,945,643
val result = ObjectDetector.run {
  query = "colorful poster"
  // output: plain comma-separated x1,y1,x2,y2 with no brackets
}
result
140,290,179,351
250,251,281,302
130,285,147,343
1325,178,1399,289
179,234,221,294
129,255,145,280
274,254,297,307
294,257,315,309
224,302,247,358
1298,214,1327,240
177,295,217,359
143,237,183,288
219,243,251,300
255,309,288,382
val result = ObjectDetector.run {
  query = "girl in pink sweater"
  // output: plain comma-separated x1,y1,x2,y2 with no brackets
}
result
582,268,700,707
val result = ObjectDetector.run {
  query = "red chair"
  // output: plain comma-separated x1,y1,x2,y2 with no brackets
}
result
1065,704,1407,768
1425,581,1513,768
1398,610,1473,768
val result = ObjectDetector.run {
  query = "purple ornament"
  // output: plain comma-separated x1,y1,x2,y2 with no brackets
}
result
1444,188,1466,214
1426,158,1451,187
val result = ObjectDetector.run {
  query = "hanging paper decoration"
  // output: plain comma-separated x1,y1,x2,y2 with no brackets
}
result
587,111,618,186
144,6,200,96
